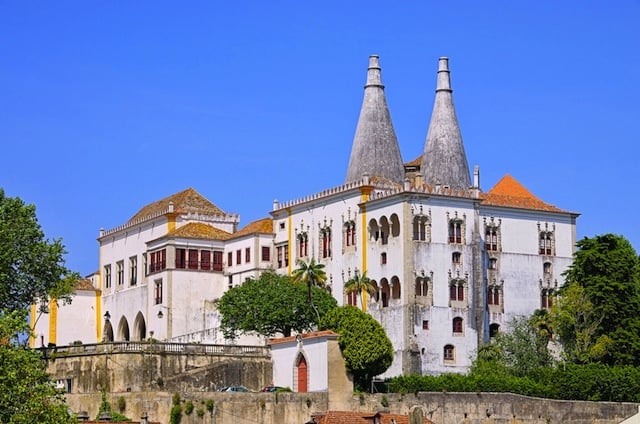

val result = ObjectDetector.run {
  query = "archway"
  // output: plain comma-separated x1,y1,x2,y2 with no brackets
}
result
117,316,130,341
103,321,114,342
133,312,146,341
296,354,308,393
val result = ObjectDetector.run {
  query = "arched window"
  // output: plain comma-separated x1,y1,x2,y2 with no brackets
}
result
133,312,147,341
452,252,461,265
391,276,401,299
485,226,498,251
543,262,552,275
346,290,357,306
117,316,130,342
539,232,553,255
489,323,500,338
380,279,390,307
297,232,308,258
343,221,356,248
390,214,400,237
369,219,380,242
380,216,389,245
444,344,455,362
415,278,429,297
488,257,497,270
370,280,379,302
541,289,554,310
452,317,463,334
449,280,465,303
413,216,430,241
320,228,332,259
449,220,463,244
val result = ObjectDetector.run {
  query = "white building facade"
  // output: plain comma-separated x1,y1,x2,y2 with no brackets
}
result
32,55,577,377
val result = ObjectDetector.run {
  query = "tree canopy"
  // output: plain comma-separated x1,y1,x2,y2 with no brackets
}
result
217,271,337,338
343,271,376,311
0,189,76,312
0,310,75,423
320,306,393,390
552,234,640,365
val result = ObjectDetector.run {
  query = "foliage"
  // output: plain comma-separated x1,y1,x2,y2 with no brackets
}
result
343,271,377,310
319,306,393,390
0,189,77,312
292,258,328,319
554,234,640,365
184,400,194,415
169,393,182,424
205,399,215,413
476,315,554,377
96,388,130,422
218,271,337,338
0,310,76,424
117,396,126,413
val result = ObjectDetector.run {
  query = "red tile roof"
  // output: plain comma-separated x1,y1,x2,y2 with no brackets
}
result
269,330,338,345
167,222,233,240
482,174,565,213
128,188,225,223
404,155,422,168
74,278,97,291
311,411,433,424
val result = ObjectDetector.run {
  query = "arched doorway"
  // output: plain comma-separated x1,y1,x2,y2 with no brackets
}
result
103,321,114,342
295,354,308,393
117,316,130,341
133,312,146,341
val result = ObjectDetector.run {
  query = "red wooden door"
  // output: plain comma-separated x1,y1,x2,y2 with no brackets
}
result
297,355,308,393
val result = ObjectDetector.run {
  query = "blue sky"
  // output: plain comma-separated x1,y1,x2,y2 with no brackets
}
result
1,1,639,276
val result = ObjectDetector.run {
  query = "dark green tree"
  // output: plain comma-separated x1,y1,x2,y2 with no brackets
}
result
319,306,393,390
217,271,337,338
0,189,76,313
0,310,76,423
555,234,640,365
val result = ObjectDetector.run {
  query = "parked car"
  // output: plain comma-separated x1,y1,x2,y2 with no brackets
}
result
218,385,250,392
260,385,289,393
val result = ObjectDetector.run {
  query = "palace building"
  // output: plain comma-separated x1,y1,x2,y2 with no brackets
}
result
32,56,578,377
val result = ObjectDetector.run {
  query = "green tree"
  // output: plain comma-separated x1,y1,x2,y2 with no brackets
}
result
319,306,393,390
217,271,337,338
556,234,640,365
344,271,377,311
292,258,327,319
0,189,76,313
0,310,76,423
476,315,554,377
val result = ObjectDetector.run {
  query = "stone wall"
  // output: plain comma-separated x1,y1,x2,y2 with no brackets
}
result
46,342,272,394
64,391,638,424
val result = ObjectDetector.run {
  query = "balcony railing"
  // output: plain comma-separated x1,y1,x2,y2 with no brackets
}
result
41,341,270,357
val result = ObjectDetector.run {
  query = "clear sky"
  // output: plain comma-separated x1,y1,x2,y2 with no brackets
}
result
1,1,639,276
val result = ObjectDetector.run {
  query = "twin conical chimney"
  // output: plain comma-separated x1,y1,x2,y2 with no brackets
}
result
345,55,405,184
420,57,471,190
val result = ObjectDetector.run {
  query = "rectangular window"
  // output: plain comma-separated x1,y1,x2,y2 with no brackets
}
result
227,252,233,268
284,244,289,266
236,250,241,265
277,246,283,268
129,256,137,286
116,261,124,286
150,249,166,273
245,247,251,263
261,246,270,262
381,252,387,265
154,279,163,304
104,265,112,289
175,248,186,269
213,251,223,271
201,250,211,270
422,320,429,330
228,275,233,289
188,249,198,269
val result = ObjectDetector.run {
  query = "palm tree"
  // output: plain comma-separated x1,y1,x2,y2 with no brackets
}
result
344,270,377,311
292,258,327,320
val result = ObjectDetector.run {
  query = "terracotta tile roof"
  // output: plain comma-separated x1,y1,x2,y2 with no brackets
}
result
482,174,565,213
229,217,273,239
269,330,338,345
74,278,97,291
128,188,225,223
404,155,422,168
168,222,232,240
311,411,433,424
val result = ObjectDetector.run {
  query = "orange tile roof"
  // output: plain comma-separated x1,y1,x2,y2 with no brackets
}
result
168,222,232,240
128,188,225,223
404,154,422,168
482,174,565,213
74,278,97,291
312,411,433,424
229,217,273,239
